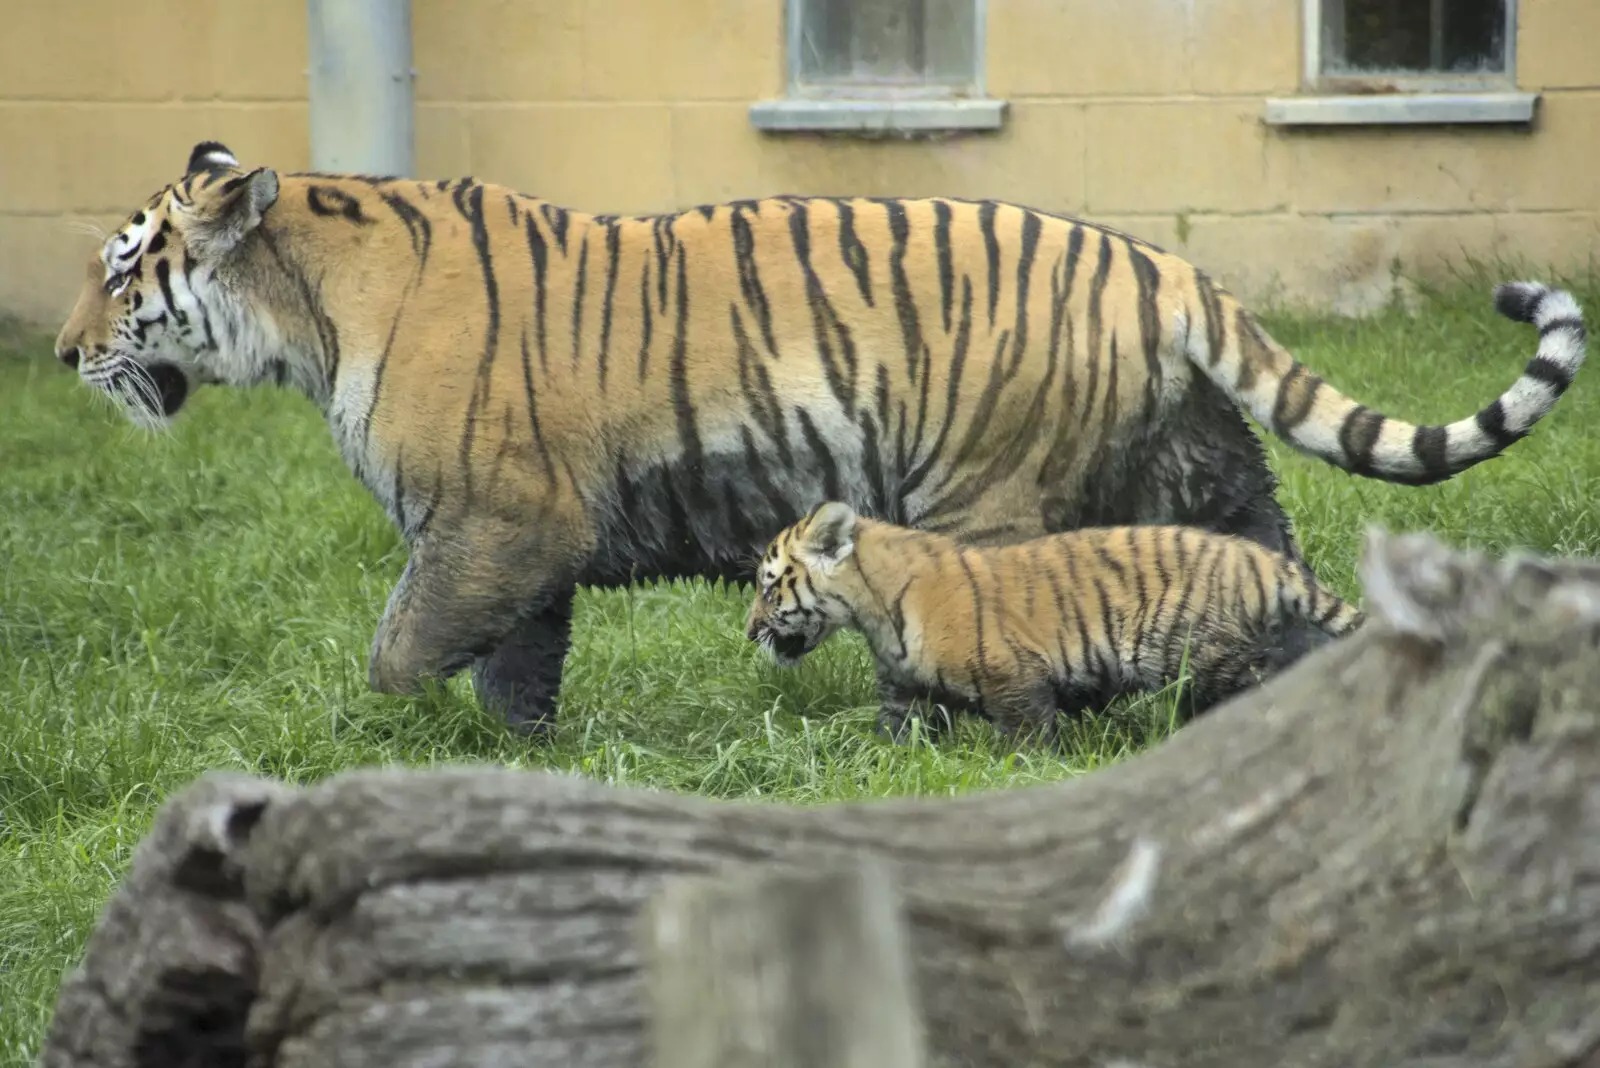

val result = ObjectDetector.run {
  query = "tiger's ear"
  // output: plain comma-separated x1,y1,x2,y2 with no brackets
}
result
188,167,280,259
800,501,857,571
185,140,240,176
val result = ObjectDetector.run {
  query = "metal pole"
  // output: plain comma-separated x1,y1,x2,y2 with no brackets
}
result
307,0,415,177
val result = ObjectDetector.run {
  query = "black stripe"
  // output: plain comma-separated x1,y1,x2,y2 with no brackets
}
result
637,259,654,379
455,182,500,499
390,447,409,531
1167,535,1207,672
895,346,933,499
733,304,790,462
257,230,340,394
945,329,1017,475
1539,316,1585,340
571,228,590,368
1093,543,1126,582
957,550,991,704
1245,554,1268,622
979,201,1001,328
1337,405,1385,474
597,220,621,389
154,259,185,327
1036,229,1087,494
1147,530,1184,657
1127,243,1164,418
836,200,873,305
1412,424,1450,479
885,199,924,384
306,185,373,225
523,215,550,372
1010,210,1042,374
861,412,888,516
901,277,973,501
1229,308,1264,394
1316,595,1346,627
379,191,432,268
1271,363,1324,433
795,407,843,501
1196,271,1225,366
670,246,714,520
740,426,797,527
1473,399,1523,451
652,216,674,313
1085,231,1113,390
540,202,570,254
1524,354,1574,393
518,331,557,487
787,201,857,413
730,204,779,358
934,200,955,334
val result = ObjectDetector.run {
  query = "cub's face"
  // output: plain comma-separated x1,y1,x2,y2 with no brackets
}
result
744,503,860,667
53,140,280,428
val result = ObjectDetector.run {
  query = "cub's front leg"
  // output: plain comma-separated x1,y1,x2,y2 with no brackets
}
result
873,667,957,744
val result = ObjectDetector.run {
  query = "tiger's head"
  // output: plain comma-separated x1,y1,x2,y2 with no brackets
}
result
54,140,283,428
745,501,863,667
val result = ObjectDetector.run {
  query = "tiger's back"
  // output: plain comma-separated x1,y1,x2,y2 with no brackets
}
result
747,503,1364,742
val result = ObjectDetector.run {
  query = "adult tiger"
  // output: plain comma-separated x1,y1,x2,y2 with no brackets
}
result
53,140,1587,735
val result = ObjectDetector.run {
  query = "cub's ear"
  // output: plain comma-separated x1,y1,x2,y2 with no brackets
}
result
188,167,280,259
800,501,858,571
186,140,241,176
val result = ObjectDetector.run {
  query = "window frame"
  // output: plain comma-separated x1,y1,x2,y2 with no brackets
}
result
750,0,1006,136
1265,0,1537,127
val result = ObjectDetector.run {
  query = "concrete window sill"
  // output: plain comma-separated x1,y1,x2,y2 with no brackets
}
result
1263,92,1539,127
749,97,1008,134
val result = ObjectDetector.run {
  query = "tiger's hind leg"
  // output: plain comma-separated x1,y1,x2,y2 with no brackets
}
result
1178,617,1338,721
1069,375,1306,565
469,587,577,737
980,674,1063,751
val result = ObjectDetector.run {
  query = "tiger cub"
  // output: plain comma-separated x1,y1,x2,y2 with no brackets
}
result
745,501,1363,744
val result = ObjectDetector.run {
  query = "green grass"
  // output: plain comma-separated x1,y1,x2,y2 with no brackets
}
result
2,261,1598,1063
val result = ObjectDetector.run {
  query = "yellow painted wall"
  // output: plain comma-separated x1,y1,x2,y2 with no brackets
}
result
2,0,1596,326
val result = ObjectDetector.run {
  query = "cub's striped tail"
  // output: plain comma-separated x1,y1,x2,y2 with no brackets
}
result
1194,280,1587,486
1272,556,1365,639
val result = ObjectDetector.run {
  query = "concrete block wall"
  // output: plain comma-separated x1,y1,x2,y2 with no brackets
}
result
2,0,1596,326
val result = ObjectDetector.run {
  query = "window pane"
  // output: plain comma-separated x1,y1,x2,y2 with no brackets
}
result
795,0,978,90
1321,0,1507,75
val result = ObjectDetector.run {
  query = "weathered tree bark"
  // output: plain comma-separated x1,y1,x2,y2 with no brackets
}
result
34,529,1600,1068
642,860,925,1068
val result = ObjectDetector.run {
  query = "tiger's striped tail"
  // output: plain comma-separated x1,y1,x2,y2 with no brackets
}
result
1189,279,1587,486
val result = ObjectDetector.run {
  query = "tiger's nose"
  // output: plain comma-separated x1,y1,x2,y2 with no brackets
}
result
57,345,81,370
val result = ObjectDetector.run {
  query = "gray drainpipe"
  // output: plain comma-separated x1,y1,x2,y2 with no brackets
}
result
306,0,416,176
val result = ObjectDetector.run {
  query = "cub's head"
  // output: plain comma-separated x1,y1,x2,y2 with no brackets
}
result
745,501,861,667
54,140,280,427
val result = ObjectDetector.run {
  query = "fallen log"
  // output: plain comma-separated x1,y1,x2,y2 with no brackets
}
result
34,528,1600,1068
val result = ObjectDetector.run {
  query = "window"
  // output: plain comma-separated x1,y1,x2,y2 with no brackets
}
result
791,0,979,98
750,0,1005,135
1311,0,1512,88
1265,0,1535,126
